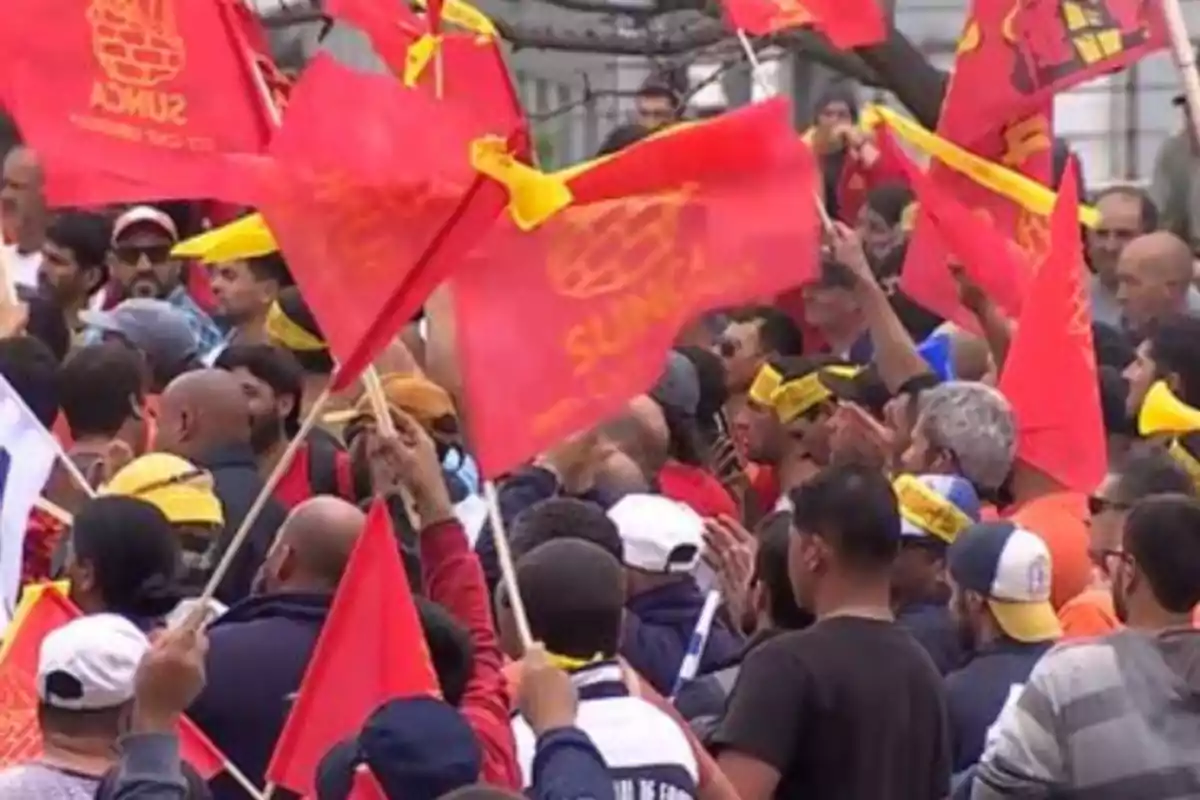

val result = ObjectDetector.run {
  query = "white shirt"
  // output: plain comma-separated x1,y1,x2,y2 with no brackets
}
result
2,244,40,293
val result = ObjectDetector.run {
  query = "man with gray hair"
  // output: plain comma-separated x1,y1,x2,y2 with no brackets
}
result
900,381,1017,497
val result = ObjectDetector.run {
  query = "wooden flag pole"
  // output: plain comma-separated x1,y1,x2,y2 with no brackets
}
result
1162,0,1200,146
735,30,834,231
483,480,533,650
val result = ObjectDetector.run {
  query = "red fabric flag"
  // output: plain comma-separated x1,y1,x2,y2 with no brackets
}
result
719,0,885,48
955,0,1166,146
4,0,273,207
220,0,293,116
253,54,514,391
878,127,1032,330
0,585,226,779
998,162,1104,493
900,0,1057,326
454,99,820,478
266,499,440,797
325,0,522,141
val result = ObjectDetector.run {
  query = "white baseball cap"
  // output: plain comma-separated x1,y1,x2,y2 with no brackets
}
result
37,614,150,711
607,493,703,574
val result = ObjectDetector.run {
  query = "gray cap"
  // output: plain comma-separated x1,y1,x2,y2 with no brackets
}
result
650,350,700,416
79,298,200,368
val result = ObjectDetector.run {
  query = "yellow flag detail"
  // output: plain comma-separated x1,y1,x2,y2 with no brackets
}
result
404,33,441,87
413,0,496,38
859,105,1099,228
172,214,278,263
471,136,574,231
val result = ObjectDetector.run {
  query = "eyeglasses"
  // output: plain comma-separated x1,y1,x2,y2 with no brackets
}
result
113,244,173,265
1088,495,1130,516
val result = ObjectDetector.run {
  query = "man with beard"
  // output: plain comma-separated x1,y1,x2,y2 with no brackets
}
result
974,496,1200,797
99,206,222,355
206,252,293,364
39,210,111,337
215,343,355,509
943,522,1060,775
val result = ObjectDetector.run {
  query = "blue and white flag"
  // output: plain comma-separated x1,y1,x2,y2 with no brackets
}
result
0,374,58,623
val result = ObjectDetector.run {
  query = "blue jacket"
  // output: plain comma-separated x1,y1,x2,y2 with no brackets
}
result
529,726,616,800
188,592,332,800
897,598,966,676
622,581,743,697
944,638,1053,772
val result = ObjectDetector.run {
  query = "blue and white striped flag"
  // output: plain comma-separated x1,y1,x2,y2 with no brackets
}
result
0,373,57,623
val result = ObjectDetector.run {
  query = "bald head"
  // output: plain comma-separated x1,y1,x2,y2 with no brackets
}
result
1117,232,1194,334
274,496,364,590
155,369,253,457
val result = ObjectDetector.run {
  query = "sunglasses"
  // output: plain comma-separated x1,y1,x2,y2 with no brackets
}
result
113,244,173,265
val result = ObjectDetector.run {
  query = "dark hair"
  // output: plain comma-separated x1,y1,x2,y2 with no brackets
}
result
597,123,652,157
754,511,813,630
676,345,728,434
438,785,524,800
276,286,334,375
510,498,623,564
45,210,112,283
1098,365,1137,439
246,252,294,287
1148,314,1200,407
637,76,678,104
36,703,123,741
1093,184,1159,233
59,342,144,439
660,401,707,466
19,290,71,364
0,335,60,427
863,182,914,227
70,496,184,620
1113,445,1196,502
416,597,473,707
727,305,804,357
215,343,304,437
1092,322,1135,370
517,539,625,660
788,464,901,571
1124,495,1200,613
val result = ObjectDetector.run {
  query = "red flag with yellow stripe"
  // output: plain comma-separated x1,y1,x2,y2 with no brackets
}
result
0,584,227,780
453,99,821,477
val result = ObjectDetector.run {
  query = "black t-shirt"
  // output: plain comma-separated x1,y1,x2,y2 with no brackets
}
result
712,616,951,800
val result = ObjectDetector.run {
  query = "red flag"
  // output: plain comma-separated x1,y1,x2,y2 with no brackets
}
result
4,0,273,207
254,55,513,391
0,585,226,779
719,0,885,48
900,0,1057,325
956,0,1166,146
266,500,440,797
220,0,293,115
454,99,820,477
325,0,522,140
998,162,1104,493
878,127,1032,330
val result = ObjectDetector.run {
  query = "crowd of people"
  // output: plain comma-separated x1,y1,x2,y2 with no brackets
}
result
0,64,1199,800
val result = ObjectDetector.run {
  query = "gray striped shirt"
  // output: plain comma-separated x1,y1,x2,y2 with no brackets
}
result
972,628,1200,799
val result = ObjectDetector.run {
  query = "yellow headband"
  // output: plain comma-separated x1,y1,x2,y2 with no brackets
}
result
893,475,973,544
265,302,326,353
748,364,863,424
1169,438,1200,494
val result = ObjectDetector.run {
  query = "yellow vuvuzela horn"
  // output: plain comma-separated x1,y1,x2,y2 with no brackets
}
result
1139,381,1200,436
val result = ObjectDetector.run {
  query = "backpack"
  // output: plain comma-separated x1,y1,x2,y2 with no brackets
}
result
306,427,355,502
